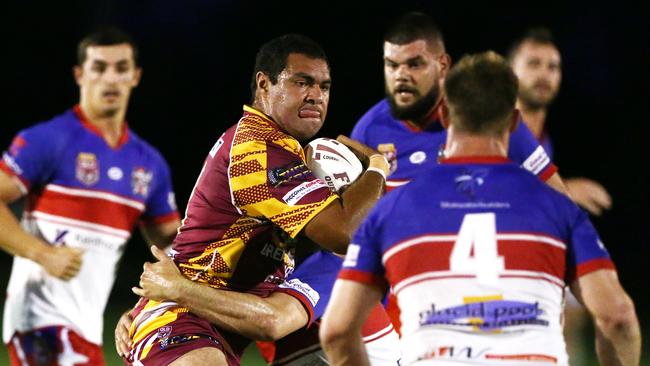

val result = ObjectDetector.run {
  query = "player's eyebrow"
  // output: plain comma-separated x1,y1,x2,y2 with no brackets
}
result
292,72,331,85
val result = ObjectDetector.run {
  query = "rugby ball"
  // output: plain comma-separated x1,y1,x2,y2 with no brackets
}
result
305,138,363,192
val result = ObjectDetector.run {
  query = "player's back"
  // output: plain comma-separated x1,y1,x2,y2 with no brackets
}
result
352,157,612,365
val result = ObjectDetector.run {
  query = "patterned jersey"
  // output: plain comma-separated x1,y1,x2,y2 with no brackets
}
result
351,99,557,190
1,105,179,345
170,105,337,296
339,156,615,365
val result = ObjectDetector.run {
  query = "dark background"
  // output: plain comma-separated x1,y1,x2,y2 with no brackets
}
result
2,0,649,362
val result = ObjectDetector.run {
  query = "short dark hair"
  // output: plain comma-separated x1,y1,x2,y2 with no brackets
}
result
384,12,445,52
250,34,329,101
507,27,556,62
445,51,518,134
77,26,139,66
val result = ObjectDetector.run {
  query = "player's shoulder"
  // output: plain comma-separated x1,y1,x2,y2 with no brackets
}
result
20,108,78,138
356,99,393,128
125,129,171,168
233,113,301,156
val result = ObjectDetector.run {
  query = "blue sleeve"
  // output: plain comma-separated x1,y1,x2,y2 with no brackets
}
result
350,112,372,144
338,208,387,286
1,123,62,191
508,118,556,178
142,155,179,222
279,250,343,320
566,206,615,283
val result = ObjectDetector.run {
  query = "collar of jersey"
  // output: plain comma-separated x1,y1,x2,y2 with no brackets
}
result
243,105,282,130
400,98,447,133
440,156,512,164
73,105,129,149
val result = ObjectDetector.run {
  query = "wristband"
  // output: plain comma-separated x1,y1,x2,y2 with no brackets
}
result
366,166,387,181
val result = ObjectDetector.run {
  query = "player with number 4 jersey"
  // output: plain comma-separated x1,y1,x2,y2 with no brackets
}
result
321,52,640,366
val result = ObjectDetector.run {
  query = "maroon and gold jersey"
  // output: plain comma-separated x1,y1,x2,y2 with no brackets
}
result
171,105,337,295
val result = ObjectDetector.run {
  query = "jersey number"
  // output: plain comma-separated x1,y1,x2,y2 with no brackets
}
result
449,213,504,284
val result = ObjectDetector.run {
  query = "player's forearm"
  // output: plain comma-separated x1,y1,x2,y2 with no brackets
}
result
321,333,370,366
594,305,641,366
172,279,293,341
0,203,52,263
334,157,388,242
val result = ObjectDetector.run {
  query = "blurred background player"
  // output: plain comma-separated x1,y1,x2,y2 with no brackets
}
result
0,27,181,365
124,34,392,365
508,27,612,216
508,27,614,366
350,11,567,335
321,51,640,366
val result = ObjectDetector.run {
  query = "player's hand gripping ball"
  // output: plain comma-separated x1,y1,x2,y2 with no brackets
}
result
305,137,363,193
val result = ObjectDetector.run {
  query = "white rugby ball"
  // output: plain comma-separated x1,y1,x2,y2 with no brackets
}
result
305,138,363,192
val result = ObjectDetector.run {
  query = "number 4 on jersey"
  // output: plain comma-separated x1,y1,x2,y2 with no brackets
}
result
450,213,504,285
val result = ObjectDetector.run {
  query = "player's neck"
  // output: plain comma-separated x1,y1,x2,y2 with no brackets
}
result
517,102,547,140
443,130,508,159
79,102,127,147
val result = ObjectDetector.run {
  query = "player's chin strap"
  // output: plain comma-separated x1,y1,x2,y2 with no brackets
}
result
366,154,390,181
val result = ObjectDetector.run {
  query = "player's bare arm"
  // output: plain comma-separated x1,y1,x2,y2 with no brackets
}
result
0,170,83,280
303,135,389,254
130,246,308,341
139,218,181,249
570,270,640,366
320,279,383,366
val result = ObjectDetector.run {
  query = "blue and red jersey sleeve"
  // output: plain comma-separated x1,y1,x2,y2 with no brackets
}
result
338,209,389,290
141,157,180,225
565,208,616,283
1,123,62,192
508,117,557,181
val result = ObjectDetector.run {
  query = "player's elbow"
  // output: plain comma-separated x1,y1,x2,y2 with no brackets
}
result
594,295,639,337
319,315,354,350
255,312,289,341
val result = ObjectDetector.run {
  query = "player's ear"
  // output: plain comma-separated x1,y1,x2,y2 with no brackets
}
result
132,67,143,87
437,52,452,79
73,66,83,86
509,109,521,132
256,71,270,93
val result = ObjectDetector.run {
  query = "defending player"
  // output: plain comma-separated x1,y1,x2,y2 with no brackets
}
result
0,27,181,365
124,34,391,365
320,51,640,366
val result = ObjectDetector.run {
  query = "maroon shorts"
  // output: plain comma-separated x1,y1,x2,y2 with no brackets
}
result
127,299,250,366
7,326,105,366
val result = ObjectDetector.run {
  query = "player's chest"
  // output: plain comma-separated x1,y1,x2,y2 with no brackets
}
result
52,142,155,200
372,129,446,177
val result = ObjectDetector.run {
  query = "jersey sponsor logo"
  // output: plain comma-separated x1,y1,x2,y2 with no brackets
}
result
343,244,361,267
209,135,225,158
282,179,327,206
454,169,487,197
75,152,100,186
2,152,23,175
278,278,320,307
522,146,550,175
419,299,547,331
268,161,311,187
377,143,397,175
409,151,427,164
418,345,491,361
131,167,153,197
107,166,123,180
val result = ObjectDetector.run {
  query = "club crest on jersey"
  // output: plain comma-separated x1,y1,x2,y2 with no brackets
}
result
377,143,397,175
131,167,153,197
268,161,311,187
75,152,100,186
454,169,488,198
